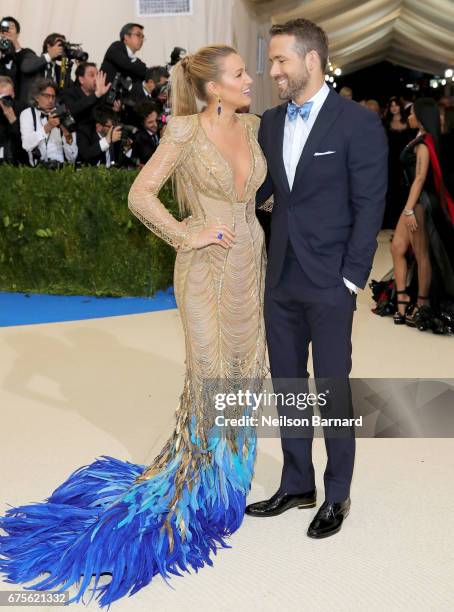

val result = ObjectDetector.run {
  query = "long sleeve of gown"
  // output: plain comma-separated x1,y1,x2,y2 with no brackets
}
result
128,115,196,251
249,112,274,213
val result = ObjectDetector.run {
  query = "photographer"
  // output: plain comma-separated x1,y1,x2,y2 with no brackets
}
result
0,75,22,164
101,23,147,85
0,16,36,106
61,62,114,127
20,33,70,102
130,65,168,114
77,104,135,167
19,78,77,167
131,100,160,165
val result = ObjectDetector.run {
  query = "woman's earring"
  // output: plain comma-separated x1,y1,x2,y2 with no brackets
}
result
217,96,222,116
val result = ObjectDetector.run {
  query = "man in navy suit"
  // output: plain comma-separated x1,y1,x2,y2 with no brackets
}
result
246,18,388,538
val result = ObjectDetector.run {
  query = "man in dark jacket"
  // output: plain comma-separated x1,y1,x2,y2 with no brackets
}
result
130,66,168,105
61,62,111,127
132,100,160,165
19,33,66,104
100,23,147,85
0,75,22,163
77,104,134,167
0,16,36,110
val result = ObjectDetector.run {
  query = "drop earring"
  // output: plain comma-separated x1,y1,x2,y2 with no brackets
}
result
217,96,222,116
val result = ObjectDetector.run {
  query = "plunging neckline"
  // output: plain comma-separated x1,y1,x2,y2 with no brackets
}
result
197,112,254,202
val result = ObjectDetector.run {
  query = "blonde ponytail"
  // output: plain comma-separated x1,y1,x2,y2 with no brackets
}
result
170,56,198,116
170,45,237,117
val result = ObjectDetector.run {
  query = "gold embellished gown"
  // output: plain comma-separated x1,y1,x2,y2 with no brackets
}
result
0,113,269,607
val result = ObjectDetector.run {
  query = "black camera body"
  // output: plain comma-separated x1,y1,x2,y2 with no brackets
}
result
119,123,138,145
105,72,134,106
0,94,14,108
56,39,88,62
30,145,63,169
169,46,186,66
51,104,77,132
0,20,14,57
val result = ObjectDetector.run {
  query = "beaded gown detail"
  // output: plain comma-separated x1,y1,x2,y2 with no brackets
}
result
0,113,269,606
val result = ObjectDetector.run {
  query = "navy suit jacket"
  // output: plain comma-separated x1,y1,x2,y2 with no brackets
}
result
256,88,388,290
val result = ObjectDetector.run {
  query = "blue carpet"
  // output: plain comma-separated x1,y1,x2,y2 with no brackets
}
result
0,288,177,327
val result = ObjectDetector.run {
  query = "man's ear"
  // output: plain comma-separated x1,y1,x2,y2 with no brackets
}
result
306,50,320,73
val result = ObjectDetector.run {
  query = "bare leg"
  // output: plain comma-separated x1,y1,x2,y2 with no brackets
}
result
410,203,432,306
391,213,412,315
405,203,432,325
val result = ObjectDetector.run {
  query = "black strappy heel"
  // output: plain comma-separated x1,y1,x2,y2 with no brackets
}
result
393,289,412,325
405,295,430,328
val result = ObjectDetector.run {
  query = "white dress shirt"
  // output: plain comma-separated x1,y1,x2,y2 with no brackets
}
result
97,131,112,167
142,83,152,98
42,53,58,80
126,44,137,62
283,82,358,294
19,106,78,166
97,131,133,167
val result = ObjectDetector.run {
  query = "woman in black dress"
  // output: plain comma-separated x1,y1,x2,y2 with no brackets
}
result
382,96,413,229
372,98,454,333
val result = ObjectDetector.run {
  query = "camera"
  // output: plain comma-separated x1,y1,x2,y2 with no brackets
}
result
31,146,63,169
0,19,14,57
119,124,138,145
51,103,77,132
56,39,89,62
0,94,14,108
169,46,186,67
105,71,134,106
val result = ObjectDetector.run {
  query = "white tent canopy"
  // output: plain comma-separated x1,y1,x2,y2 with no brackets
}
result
248,0,454,75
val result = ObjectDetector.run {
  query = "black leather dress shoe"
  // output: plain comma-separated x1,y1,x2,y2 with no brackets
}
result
307,497,351,538
245,489,316,517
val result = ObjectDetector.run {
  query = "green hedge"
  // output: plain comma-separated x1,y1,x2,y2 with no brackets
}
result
0,164,178,296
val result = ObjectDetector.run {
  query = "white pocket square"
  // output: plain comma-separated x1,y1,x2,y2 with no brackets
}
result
314,151,336,156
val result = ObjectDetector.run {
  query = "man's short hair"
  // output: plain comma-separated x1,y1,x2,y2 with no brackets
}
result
31,78,57,99
42,33,65,54
92,104,118,126
119,23,143,42
145,66,169,83
75,62,97,83
270,18,329,72
135,100,159,121
1,16,20,33
0,75,14,89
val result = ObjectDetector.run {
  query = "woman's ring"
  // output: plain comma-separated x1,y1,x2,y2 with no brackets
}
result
217,232,223,240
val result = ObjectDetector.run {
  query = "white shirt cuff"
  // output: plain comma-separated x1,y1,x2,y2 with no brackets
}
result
343,277,358,294
99,137,110,152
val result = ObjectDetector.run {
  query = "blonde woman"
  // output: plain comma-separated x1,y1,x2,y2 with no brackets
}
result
0,46,269,606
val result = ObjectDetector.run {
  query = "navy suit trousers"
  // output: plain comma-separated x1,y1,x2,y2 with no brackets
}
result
264,241,356,502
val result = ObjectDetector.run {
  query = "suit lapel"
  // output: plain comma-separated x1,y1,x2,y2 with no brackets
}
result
292,89,343,191
273,103,291,194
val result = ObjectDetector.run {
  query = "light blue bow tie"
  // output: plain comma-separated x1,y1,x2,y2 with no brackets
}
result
287,100,314,122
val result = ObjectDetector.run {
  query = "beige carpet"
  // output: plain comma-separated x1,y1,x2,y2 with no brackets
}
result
1,230,453,611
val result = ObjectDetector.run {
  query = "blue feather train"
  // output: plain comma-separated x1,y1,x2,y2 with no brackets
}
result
0,423,256,607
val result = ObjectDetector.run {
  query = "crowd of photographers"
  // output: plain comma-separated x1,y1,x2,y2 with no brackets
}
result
0,17,186,168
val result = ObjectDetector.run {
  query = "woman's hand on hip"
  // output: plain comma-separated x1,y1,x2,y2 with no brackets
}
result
191,222,235,249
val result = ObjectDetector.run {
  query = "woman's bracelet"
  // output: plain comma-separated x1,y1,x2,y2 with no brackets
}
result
403,208,415,216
